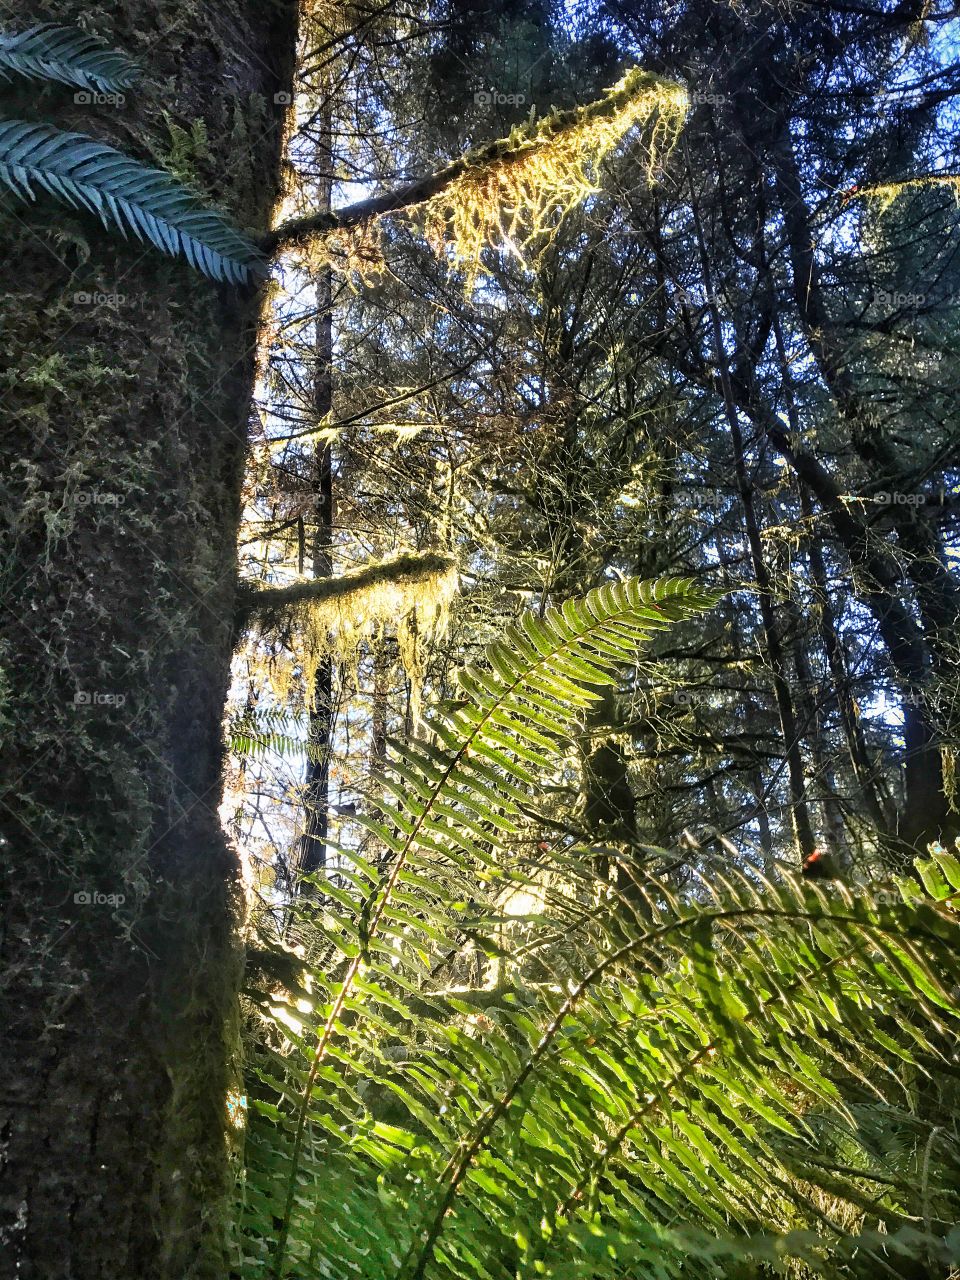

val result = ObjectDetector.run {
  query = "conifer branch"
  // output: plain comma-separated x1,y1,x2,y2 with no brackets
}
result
235,550,456,624
261,69,685,253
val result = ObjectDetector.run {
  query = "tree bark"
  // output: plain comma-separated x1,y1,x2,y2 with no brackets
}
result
298,184,335,883
0,2,297,1276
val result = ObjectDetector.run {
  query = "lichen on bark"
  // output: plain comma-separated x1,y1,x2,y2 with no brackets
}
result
0,2,298,1276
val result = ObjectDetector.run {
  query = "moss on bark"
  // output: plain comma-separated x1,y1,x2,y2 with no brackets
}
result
0,2,298,1275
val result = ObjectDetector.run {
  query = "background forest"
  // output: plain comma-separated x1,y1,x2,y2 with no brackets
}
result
228,0,960,1274
2,0,960,1277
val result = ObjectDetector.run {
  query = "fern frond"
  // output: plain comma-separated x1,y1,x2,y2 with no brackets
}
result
0,119,266,282
228,708,312,762
236,575,960,1280
260,574,722,1274
0,24,139,92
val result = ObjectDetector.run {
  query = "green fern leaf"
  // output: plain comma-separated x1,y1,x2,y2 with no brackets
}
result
228,708,312,761
0,25,139,92
238,566,960,1280
0,118,266,282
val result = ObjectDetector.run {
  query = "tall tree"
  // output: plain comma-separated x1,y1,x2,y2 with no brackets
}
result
0,2,298,1275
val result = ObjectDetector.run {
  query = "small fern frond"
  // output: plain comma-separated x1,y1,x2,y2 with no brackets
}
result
0,24,139,92
0,119,266,282
229,708,312,762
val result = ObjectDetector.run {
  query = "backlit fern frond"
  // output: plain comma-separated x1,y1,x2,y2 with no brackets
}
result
0,119,266,283
0,24,138,92
236,576,960,1280
229,707,311,762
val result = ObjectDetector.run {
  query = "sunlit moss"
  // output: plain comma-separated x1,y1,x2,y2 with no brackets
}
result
421,69,688,282
244,553,459,722
852,173,960,213
298,219,387,285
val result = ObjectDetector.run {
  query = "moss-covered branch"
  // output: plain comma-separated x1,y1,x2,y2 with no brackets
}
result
261,69,686,253
236,551,457,626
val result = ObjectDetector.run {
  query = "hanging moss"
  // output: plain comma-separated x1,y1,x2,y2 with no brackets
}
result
420,68,688,281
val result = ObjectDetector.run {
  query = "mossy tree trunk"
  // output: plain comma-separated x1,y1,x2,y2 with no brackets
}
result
0,2,297,1276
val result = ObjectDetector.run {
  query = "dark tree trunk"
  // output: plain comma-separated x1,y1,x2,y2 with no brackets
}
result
296,87,334,888
685,146,817,864
799,486,896,833
297,282,334,882
0,2,297,1276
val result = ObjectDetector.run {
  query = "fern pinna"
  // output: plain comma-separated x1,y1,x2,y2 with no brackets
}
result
238,576,960,1280
0,24,265,283
0,24,139,92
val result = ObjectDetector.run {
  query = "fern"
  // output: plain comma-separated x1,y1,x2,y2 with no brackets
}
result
236,576,960,1280
0,119,266,283
0,24,138,92
229,707,314,762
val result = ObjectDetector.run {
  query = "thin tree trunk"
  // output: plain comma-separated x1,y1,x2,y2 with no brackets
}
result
799,486,896,832
0,2,297,1275
765,106,960,662
298,286,334,881
691,338,951,849
764,299,896,835
685,143,817,864
370,642,392,778
297,87,335,886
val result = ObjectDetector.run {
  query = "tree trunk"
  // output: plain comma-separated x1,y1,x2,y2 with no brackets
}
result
684,144,816,864
0,2,297,1276
295,80,336,888
297,277,334,882
799,485,896,834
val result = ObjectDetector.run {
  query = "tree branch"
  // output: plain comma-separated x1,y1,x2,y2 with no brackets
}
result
261,69,683,253
236,550,456,625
